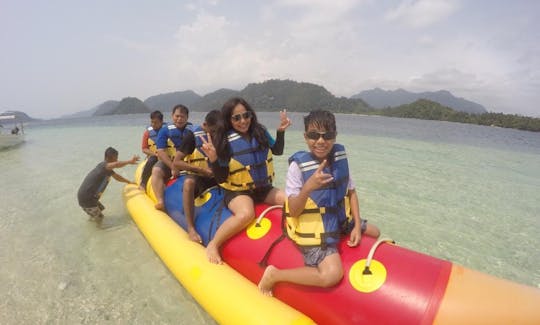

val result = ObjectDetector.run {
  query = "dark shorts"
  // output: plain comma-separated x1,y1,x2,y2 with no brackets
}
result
223,186,275,206
154,161,171,179
81,201,105,219
299,244,338,267
186,175,218,197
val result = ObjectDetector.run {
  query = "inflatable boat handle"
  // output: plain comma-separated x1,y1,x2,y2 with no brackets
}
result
255,205,283,227
363,237,395,275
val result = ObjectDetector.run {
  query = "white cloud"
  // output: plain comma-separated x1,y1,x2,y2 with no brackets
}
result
385,0,459,28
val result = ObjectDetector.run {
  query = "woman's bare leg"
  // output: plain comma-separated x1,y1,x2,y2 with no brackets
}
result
206,194,255,264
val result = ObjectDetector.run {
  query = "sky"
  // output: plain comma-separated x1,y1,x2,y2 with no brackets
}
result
1,0,539,119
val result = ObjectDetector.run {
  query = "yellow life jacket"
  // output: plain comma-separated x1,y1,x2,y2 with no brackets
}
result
185,127,210,174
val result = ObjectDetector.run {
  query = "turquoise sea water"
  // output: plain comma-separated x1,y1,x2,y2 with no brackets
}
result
1,112,539,324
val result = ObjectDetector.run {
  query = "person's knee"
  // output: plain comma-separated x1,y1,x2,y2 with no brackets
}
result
152,167,165,179
275,191,285,205
184,177,195,188
234,210,255,225
367,224,381,238
320,267,343,287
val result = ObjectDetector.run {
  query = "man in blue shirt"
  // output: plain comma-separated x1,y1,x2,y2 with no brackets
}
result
151,104,192,210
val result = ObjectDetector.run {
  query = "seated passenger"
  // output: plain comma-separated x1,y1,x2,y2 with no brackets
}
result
151,104,192,210
258,110,380,296
200,97,291,264
139,110,165,191
173,110,222,243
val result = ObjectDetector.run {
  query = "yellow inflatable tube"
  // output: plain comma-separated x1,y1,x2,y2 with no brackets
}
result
123,184,314,325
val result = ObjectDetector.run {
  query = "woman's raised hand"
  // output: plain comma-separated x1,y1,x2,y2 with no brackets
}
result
277,109,291,132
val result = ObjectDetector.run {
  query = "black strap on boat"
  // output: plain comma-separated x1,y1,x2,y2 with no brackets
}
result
258,234,285,268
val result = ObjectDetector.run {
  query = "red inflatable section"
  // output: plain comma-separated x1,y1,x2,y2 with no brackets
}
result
222,205,452,325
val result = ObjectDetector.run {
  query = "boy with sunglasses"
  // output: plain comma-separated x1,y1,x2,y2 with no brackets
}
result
258,110,380,296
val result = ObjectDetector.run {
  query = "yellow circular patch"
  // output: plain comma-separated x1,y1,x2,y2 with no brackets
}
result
349,259,387,293
194,191,212,207
246,218,271,240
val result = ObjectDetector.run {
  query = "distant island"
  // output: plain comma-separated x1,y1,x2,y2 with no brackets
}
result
67,79,539,132
0,110,37,123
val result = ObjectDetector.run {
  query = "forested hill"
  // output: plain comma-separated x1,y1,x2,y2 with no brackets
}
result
80,79,538,132
353,88,487,114
236,80,370,114
379,99,540,132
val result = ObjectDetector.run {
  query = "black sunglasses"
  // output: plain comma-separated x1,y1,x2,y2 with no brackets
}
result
231,111,253,122
305,131,336,141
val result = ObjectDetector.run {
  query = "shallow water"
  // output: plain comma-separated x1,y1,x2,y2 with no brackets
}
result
1,113,539,324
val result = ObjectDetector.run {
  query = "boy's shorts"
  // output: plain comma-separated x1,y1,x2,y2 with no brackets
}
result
188,175,218,197
154,161,172,179
223,186,274,206
299,244,338,267
82,202,105,219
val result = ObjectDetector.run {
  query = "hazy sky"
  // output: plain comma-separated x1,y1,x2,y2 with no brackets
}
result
1,0,539,119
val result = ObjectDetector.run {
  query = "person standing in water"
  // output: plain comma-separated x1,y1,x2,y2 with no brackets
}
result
77,147,139,225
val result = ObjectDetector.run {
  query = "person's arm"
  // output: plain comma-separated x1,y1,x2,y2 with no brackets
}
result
105,155,140,170
111,171,134,184
173,132,210,176
141,130,154,157
271,131,285,155
270,109,291,156
156,128,174,169
347,187,363,247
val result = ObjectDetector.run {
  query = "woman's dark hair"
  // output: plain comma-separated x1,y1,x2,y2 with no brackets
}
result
214,97,269,161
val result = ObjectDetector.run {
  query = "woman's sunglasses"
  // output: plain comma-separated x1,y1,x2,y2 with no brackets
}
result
231,111,253,122
305,131,336,141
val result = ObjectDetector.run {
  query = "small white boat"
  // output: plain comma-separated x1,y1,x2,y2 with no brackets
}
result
0,115,25,149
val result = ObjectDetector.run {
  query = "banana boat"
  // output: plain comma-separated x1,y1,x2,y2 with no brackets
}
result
123,163,540,324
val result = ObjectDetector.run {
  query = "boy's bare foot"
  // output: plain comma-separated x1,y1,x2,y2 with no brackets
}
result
258,265,277,296
95,215,104,228
206,241,223,264
188,227,202,243
154,201,165,211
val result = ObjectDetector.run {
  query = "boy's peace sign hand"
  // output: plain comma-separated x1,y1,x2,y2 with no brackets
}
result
306,160,334,191
199,132,217,163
